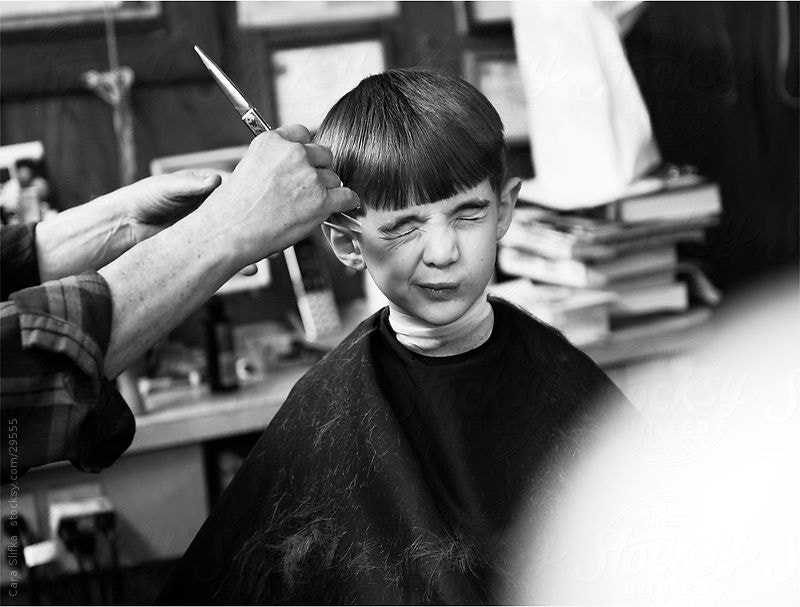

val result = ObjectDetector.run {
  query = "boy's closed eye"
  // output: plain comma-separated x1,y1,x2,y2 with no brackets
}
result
455,206,490,223
378,198,491,239
380,220,420,239
448,199,492,225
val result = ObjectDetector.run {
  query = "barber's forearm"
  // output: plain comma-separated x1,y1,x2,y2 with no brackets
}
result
35,193,135,282
98,211,241,378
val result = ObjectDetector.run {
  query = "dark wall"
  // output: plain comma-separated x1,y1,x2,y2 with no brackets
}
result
624,1,799,290
1,3,250,207
0,1,534,206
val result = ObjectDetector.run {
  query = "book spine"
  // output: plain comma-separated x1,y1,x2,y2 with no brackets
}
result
498,247,594,287
498,244,678,288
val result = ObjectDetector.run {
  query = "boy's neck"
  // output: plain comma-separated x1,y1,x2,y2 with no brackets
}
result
388,292,494,357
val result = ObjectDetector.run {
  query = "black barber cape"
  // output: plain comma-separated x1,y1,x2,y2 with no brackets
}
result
159,300,634,604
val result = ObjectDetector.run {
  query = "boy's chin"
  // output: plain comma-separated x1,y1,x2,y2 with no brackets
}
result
411,300,475,327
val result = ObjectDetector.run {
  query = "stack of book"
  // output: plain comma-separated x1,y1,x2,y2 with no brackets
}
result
488,279,616,346
494,170,722,363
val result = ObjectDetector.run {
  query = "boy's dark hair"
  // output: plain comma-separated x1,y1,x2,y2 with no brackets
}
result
314,68,507,214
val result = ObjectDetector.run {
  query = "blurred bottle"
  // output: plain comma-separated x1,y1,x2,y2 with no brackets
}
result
205,297,239,393
17,162,50,223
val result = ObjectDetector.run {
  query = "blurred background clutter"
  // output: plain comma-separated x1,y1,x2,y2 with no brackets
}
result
1,1,797,604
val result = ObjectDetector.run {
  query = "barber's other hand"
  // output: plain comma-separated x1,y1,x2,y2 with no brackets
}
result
197,126,359,263
123,170,224,243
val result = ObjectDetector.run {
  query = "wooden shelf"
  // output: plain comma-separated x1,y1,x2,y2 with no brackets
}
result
127,306,712,455
129,365,310,454
585,307,713,368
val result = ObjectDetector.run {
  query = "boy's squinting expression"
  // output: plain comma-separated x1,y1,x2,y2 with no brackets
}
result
352,178,519,326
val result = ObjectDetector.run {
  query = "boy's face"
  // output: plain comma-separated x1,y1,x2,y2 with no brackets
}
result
325,178,520,326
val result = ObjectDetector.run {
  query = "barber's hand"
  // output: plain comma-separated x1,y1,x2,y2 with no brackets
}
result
198,125,359,263
122,170,224,244
35,170,227,282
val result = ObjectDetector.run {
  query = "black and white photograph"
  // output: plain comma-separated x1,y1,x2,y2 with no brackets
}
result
1,1,798,605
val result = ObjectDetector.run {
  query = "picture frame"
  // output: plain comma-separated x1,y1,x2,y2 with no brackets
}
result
462,48,529,145
0,141,50,224
268,35,388,131
0,0,161,31
0,141,45,178
149,146,271,295
149,146,249,176
237,1,399,30
462,0,512,35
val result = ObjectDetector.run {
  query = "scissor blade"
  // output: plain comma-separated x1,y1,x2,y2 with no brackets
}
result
324,213,362,235
194,45,251,116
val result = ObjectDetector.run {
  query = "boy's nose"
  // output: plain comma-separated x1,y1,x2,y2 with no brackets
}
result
422,226,459,268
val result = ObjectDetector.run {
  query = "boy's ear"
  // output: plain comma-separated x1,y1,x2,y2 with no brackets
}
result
321,224,366,271
496,177,521,241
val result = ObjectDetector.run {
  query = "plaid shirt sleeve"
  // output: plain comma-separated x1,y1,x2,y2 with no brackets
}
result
1,225,135,482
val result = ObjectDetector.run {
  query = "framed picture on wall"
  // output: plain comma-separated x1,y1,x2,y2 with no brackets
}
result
462,1,512,34
269,37,388,131
238,1,399,29
0,0,161,31
149,146,271,295
149,145,248,176
463,48,529,145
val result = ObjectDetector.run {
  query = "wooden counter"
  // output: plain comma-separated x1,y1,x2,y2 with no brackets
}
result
129,308,713,454
130,365,310,454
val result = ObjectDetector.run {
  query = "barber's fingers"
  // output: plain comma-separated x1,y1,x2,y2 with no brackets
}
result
171,167,224,184
316,168,343,190
316,168,360,212
275,124,311,144
324,186,360,213
160,169,223,199
304,143,333,168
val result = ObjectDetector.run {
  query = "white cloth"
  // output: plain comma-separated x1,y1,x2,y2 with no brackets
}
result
511,0,661,208
388,291,493,356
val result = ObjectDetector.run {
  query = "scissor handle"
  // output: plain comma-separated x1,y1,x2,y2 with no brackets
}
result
239,105,360,234
242,107,271,136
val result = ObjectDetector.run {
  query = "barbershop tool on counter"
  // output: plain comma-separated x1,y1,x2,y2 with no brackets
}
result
193,45,361,235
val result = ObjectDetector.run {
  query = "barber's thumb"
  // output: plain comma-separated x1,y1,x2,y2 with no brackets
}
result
326,187,360,213
275,124,311,144
171,169,223,195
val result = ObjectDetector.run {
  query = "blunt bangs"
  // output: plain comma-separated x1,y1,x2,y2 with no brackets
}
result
314,69,506,214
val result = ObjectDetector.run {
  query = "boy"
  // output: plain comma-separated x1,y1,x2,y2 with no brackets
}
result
159,69,632,604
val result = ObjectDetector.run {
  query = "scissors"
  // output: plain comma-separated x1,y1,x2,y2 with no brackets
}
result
194,45,361,235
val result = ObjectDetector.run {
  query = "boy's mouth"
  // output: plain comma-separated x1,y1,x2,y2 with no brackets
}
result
416,282,459,298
